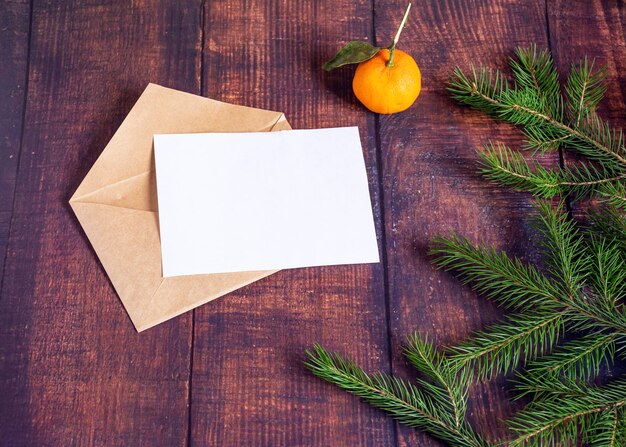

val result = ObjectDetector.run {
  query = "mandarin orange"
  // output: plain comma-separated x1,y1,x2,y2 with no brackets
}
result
352,48,421,114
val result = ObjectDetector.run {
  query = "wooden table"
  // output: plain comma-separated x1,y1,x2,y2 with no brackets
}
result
1,1,624,445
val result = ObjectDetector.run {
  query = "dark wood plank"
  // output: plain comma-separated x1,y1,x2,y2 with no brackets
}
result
0,2,201,445
0,0,30,280
548,0,626,125
374,1,551,445
190,1,396,445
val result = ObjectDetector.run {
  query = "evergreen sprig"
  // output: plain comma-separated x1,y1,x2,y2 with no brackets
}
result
306,47,626,446
509,376,626,446
306,340,491,447
449,44,626,203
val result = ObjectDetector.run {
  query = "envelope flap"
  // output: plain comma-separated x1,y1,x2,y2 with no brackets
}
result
71,84,286,201
71,170,157,212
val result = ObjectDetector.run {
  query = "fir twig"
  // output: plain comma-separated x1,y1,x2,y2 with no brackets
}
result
429,232,561,312
404,334,469,428
449,44,626,202
447,311,565,381
433,200,626,335
565,57,607,126
525,332,619,381
478,143,626,199
509,377,626,446
305,344,492,447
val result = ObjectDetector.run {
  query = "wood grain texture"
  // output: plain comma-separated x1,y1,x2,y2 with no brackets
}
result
0,1,201,445
1,1,620,446
374,1,552,445
548,0,626,126
0,0,30,282
189,1,396,445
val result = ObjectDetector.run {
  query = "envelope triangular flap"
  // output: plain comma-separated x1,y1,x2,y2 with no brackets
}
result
71,83,287,202
73,171,157,212
70,84,290,331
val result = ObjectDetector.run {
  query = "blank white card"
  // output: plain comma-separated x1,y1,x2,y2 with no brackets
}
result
154,127,379,277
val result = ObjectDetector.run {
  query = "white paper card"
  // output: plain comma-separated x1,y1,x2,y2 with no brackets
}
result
154,127,379,277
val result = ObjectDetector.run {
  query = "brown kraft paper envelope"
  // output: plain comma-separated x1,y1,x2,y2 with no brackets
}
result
70,83,291,332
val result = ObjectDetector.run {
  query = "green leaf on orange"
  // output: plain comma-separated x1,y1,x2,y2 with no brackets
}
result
322,41,380,71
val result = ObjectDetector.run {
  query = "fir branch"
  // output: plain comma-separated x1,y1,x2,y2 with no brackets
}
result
448,66,508,115
587,236,626,302
532,199,587,296
509,378,626,446
432,201,626,335
498,88,565,129
514,373,589,399
510,45,561,115
584,406,621,447
447,311,566,380
305,344,491,447
525,332,618,380
574,113,626,168
478,143,568,197
564,57,607,126
479,143,626,199
598,181,626,210
430,233,560,312
404,334,468,428
522,127,568,153
590,206,626,249
308,230,626,442
450,65,626,167
566,294,626,336
448,47,626,197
